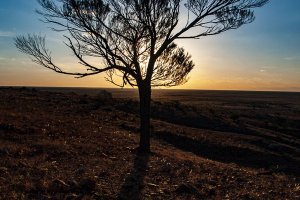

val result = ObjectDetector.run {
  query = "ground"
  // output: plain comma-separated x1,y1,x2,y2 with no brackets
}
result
0,87,299,199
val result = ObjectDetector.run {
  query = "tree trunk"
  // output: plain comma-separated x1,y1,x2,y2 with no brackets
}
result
138,82,151,153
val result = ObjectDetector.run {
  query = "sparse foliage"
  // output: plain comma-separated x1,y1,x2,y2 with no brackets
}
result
15,0,268,152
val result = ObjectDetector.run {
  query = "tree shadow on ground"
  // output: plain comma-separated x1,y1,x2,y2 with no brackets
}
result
154,130,300,177
118,152,150,200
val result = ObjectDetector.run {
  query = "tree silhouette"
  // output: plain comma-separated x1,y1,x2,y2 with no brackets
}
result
15,0,268,152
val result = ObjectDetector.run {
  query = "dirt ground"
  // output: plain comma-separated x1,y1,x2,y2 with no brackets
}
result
0,87,299,199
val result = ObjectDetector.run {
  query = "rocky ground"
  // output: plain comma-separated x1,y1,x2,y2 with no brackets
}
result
0,87,299,199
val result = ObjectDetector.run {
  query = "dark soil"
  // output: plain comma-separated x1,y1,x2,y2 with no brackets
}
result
0,87,299,199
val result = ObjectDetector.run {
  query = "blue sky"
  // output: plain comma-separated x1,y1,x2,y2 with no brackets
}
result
0,0,300,91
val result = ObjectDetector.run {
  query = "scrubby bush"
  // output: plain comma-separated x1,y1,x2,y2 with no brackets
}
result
96,90,113,102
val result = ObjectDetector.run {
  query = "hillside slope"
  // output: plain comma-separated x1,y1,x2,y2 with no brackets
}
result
0,88,299,199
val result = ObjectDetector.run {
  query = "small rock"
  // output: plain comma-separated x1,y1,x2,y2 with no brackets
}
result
68,180,80,191
65,193,79,200
0,167,8,175
147,183,159,187
49,179,70,192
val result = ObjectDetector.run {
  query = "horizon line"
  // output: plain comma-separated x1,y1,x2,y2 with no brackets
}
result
1,85,299,93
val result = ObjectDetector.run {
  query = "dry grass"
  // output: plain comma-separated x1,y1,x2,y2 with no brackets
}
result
0,87,299,199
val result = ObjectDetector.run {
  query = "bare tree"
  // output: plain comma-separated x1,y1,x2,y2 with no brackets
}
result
15,0,268,152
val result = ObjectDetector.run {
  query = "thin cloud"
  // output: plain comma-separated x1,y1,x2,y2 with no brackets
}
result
0,31,15,37
0,57,17,61
283,57,298,61
258,66,271,73
260,66,273,69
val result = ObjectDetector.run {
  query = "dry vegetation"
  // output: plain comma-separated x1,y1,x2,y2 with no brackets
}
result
0,87,299,199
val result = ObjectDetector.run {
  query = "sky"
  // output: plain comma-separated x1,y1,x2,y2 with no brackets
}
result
0,0,299,91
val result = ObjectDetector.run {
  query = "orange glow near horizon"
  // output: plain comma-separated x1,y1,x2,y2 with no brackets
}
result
1,57,299,92
0,1,300,92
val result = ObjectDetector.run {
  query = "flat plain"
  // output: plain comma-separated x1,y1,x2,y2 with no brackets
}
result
0,87,299,199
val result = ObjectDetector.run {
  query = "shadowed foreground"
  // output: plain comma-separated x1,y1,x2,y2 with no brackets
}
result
0,87,299,199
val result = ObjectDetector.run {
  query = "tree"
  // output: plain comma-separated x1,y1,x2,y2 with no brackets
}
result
15,0,268,152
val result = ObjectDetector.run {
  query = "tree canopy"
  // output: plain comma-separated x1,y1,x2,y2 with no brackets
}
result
16,0,268,88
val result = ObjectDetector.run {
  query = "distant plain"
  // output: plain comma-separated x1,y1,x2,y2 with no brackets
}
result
0,87,299,199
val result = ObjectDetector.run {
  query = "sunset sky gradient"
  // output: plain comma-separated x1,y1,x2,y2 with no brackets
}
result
0,0,299,91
